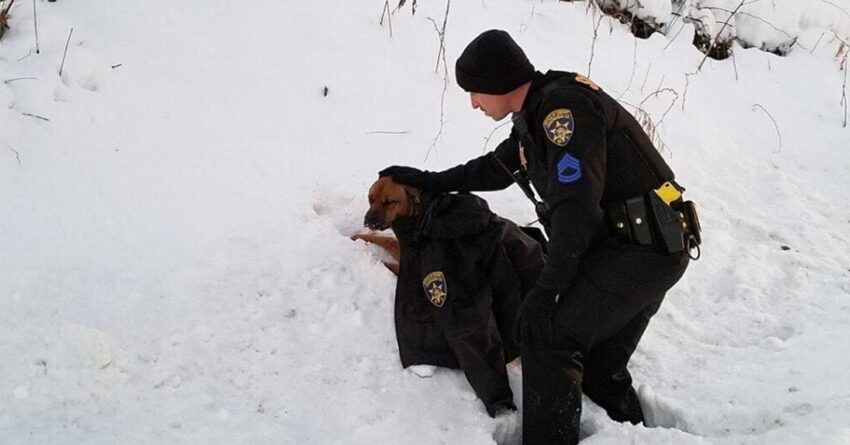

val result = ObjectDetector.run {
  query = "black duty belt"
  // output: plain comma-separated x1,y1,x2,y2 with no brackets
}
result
606,184,702,260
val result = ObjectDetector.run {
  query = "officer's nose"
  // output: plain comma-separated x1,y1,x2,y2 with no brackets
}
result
470,94,480,110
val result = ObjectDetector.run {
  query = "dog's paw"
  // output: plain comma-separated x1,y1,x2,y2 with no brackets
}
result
407,365,436,378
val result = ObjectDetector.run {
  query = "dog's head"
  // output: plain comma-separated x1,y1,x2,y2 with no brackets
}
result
364,176,421,230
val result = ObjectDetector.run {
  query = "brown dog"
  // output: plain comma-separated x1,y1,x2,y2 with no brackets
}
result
350,176,422,275
352,175,546,416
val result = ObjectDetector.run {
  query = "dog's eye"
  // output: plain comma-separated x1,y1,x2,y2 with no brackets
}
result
383,200,398,207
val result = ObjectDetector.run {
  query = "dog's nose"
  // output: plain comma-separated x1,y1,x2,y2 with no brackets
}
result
364,210,384,230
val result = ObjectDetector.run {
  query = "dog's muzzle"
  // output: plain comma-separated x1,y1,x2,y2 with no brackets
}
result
364,210,387,231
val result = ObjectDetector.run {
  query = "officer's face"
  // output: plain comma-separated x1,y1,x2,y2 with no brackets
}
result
470,92,511,121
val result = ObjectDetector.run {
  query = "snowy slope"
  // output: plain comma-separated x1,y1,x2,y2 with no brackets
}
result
1,1,849,443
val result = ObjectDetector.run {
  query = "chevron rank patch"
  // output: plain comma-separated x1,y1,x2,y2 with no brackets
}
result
543,108,575,147
556,152,582,184
422,271,448,307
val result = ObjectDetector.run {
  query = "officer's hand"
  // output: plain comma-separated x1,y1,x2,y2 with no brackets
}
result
379,165,430,189
514,287,558,345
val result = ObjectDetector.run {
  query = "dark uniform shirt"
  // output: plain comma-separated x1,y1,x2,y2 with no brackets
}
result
391,192,544,414
425,70,676,296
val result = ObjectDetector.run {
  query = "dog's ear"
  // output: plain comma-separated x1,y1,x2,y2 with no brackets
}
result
402,185,421,205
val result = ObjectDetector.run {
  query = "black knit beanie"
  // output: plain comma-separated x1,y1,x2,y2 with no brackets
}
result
455,30,535,95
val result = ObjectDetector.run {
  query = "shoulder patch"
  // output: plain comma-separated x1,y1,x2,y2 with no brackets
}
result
422,271,447,307
574,74,600,91
556,152,582,184
543,108,575,147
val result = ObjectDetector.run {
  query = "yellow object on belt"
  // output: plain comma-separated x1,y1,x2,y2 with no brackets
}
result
654,181,682,206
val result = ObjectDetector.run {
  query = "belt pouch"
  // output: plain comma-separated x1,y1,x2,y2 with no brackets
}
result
625,196,653,245
682,200,702,246
607,203,632,243
648,192,685,253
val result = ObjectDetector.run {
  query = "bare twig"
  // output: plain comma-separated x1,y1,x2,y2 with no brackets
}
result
640,87,679,129
818,0,850,21
428,0,450,74
840,45,848,128
9,147,21,165
811,31,826,54
665,0,689,34
111,63,122,69
620,98,669,154
701,7,798,43
682,72,696,112
697,0,745,71
4,76,36,83
639,63,651,92
588,12,603,76
365,130,410,135
33,0,39,53
661,1,687,53
481,120,512,154
662,17,689,53
59,27,73,76
619,34,639,99
17,50,32,62
379,1,393,38
752,104,782,152
21,111,49,121
424,0,450,161
0,0,15,41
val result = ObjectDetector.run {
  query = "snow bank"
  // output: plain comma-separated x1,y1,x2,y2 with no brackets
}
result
1,0,849,444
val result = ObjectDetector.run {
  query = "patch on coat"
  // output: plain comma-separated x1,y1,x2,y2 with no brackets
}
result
556,152,582,183
422,271,448,307
543,108,575,147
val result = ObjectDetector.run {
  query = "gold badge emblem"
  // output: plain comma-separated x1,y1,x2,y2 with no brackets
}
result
575,74,599,91
422,271,448,307
543,108,575,147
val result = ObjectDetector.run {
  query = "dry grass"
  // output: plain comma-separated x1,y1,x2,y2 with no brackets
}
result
0,0,15,41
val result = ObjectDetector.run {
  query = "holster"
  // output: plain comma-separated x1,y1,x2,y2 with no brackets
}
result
647,192,685,254
606,192,690,255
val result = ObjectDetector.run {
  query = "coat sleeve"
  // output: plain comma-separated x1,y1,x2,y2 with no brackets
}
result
535,90,607,293
420,241,514,413
425,133,522,192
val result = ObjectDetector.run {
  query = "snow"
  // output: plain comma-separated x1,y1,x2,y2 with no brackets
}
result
1,0,849,443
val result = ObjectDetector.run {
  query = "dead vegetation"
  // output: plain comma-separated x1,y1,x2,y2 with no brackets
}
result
1,0,15,40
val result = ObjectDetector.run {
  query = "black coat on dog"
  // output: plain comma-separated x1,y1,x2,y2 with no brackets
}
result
391,192,545,416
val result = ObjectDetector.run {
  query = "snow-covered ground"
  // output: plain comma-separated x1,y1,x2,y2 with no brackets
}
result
1,1,849,443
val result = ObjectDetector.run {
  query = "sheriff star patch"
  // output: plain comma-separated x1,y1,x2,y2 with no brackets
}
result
422,271,448,307
543,108,575,147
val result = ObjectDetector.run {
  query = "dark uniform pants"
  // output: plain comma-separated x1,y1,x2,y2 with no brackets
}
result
522,240,689,444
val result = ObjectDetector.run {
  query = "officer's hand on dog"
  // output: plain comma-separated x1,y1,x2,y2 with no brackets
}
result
514,287,558,344
379,165,429,189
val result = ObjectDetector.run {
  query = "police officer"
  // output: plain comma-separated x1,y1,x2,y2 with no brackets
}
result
381,30,691,444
